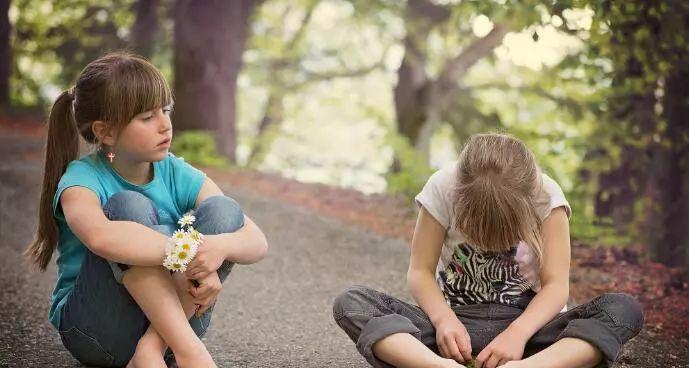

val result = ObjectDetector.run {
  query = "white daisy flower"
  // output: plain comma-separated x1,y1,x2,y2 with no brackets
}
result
172,229,186,240
175,234,195,250
163,256,186,272
189,228,203,242
178,213,196,227
163,210,202,272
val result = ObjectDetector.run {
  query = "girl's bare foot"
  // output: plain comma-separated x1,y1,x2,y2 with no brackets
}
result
500,361,526,368
434,357,467,368
174,344,217,368
127,347,167,368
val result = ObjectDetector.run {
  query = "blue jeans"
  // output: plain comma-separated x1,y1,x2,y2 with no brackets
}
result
58,191,245,367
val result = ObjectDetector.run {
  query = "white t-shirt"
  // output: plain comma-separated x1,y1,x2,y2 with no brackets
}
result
415,162,571,309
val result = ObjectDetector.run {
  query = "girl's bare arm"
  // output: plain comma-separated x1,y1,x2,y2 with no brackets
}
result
192,176,268,264
61,186,168,266
408,207,473,361
407,206,455,325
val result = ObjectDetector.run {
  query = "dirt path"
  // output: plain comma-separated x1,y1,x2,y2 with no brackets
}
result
0,133,686,367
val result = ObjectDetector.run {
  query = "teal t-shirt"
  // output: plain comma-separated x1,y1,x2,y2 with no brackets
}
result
49,150,207,329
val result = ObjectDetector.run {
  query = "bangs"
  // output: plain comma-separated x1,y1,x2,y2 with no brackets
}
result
102,55,173,128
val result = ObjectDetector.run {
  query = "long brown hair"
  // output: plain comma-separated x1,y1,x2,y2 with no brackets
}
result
26,52,173,271
453,133,549,262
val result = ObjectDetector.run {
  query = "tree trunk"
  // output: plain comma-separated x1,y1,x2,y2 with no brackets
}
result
393,42,431,152
645,70,689,267
173,0,261,163
391,0,440,171
132,0,159,58
0,0,10,110
247,89,284,167
594,93,655,228
392,0,509,166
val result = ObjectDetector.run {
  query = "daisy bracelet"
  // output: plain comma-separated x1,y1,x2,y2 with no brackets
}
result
162,210,204,272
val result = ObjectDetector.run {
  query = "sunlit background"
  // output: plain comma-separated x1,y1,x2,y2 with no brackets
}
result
3,0,689,269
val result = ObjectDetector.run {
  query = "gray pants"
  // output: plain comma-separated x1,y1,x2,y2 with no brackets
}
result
58,190,245,367
332,285,644,368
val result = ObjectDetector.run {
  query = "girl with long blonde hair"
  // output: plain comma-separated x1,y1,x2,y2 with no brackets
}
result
333,133,643,368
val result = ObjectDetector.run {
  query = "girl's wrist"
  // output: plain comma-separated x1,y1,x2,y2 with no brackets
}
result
163,211,204,272
206,233,236,261
505,320,534,342
429,306,458,327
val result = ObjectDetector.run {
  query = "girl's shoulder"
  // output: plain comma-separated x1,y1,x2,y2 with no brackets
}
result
536,172,572,220
161,151,207,210
61,153,102,177
427,161,458,190
161,151,204,177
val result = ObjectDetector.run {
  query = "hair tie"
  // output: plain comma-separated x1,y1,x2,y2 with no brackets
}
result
67,86,76,116
68,86,77,100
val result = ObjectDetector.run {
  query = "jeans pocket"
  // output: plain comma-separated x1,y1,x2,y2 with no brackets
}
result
60,326,115,367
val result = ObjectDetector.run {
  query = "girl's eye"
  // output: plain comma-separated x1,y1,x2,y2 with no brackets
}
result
141,106,173,121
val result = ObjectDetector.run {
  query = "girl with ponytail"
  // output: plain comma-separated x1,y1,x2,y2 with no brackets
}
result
333,133,644,368
26,52,268,368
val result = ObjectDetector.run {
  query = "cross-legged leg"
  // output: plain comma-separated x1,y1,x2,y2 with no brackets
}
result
507,293,644,368
333,285,465,368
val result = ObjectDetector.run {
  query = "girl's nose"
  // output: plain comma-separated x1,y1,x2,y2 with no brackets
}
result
159,117,172,132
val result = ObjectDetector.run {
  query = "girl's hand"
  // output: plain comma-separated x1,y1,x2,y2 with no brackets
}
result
185,235,226,279
475,328,527,368
189,271,222,315
435,314,473,363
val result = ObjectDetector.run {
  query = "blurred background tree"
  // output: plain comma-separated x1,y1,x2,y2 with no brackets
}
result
572,0,689,267
174,0,263,163
2,0,688,268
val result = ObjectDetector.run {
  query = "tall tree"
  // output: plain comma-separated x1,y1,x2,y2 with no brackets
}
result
648,67,689,266
391,0,541,167
173,0,263,163
131,0,160,58
0,0,11,110
580,0,689,266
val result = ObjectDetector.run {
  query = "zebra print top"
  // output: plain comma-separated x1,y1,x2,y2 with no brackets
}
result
415,162,571,309
439,242,537,308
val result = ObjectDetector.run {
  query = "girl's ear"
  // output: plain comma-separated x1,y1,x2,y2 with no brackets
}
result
92,120,117,146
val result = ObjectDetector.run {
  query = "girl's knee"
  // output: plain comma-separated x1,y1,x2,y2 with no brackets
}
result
194,195,244,234
598,293,644,334
333,285,377,320
103,191,159,226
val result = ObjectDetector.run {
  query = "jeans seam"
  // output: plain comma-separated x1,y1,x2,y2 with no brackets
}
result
601,308,636,331
336,309,377,319
60,326,115,364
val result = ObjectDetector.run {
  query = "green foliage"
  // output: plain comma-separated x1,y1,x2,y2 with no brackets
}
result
9,0,175,108
383,130,433,201
566,0,689,258
9,0,138,107
170,131,230,169
570,216,635,247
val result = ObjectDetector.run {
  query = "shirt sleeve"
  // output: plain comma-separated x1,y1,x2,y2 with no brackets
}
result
540,173,572,220
414,165,455,230
52,161,104,218
168,152,207,213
